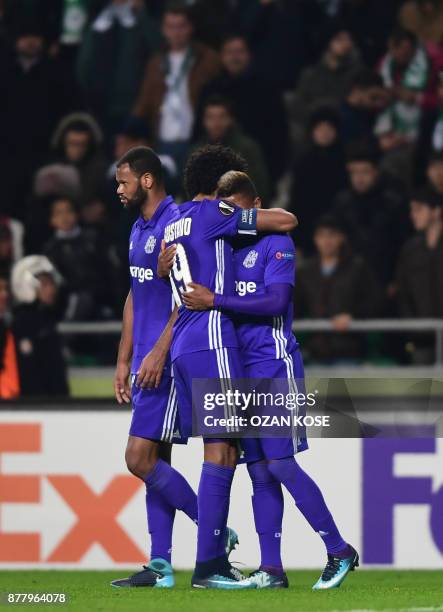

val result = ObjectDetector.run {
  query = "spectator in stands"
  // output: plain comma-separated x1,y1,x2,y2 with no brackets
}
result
11,255,69,396
24,165,82,254
77,0,161,135
295,215,382,364
375,28,431,184
293,27,362,127
193,96,271,202
0,273,20,399
339,69,389,145
0,20,76,218
133,4,220,172
334,143,410,290
199,34,289,183
289,107,347,254
48,112,107,207
43,197,119,320
396,187,443,363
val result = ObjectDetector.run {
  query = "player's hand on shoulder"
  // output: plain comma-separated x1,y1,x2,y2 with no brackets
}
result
182,282,215,310
157,239,176,278
114,362,131,404
136,346,167,389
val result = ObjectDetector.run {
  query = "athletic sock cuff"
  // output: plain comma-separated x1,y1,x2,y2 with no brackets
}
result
202,461,235,481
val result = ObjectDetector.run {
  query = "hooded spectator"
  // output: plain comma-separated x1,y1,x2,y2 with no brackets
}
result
11,255,68,396
49,112,107,206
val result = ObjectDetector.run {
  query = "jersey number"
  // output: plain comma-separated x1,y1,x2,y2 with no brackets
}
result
170,243,193,306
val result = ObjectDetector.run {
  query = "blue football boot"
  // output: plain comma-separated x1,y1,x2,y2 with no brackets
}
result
312,545,359,590
192,564,256,590
111,558,175,588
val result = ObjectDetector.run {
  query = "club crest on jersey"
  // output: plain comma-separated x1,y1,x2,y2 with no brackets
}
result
218,200,235,216
144,235,156,254
243,249,258,268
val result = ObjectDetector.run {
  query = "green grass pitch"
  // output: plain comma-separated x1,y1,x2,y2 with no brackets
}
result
0,570,442,612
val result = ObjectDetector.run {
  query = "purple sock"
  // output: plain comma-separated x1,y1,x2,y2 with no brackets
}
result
146,488,175,563
268,457,347,555
196,462,234,562
145,459,198,524
247,462,284,574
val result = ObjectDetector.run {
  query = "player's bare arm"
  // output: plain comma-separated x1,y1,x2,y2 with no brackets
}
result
114,290,133,404
256,208,298,233
157,239,177,278
136,306,178,389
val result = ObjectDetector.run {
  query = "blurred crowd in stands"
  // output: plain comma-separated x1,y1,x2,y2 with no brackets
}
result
1,0,443,396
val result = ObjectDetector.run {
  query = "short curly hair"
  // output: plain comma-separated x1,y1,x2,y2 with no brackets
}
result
183,145,248,199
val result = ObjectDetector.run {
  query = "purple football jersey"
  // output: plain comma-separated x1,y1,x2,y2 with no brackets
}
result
163,198,257,360
233,233,298,366
129,195,178,374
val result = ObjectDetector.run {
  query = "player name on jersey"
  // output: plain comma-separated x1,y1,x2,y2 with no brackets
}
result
164,218,192,243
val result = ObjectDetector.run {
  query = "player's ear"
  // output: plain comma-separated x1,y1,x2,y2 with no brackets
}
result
254,197,262,209
141,172,154,190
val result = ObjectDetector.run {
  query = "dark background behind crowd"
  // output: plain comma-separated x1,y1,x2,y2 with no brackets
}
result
1,0,443,396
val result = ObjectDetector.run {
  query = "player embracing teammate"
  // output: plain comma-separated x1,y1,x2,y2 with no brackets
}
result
182,169,359,590
113,143,358,591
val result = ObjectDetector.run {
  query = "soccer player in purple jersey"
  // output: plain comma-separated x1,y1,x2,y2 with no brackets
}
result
158,145,298,589
110,147,237,589
183,171,359,591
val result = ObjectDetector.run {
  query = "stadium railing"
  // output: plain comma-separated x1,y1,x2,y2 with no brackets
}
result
57,319,443,366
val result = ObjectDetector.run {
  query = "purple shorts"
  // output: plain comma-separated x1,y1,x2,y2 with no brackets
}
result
240,348,309,463
173,347,245,439
129,369,187,444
